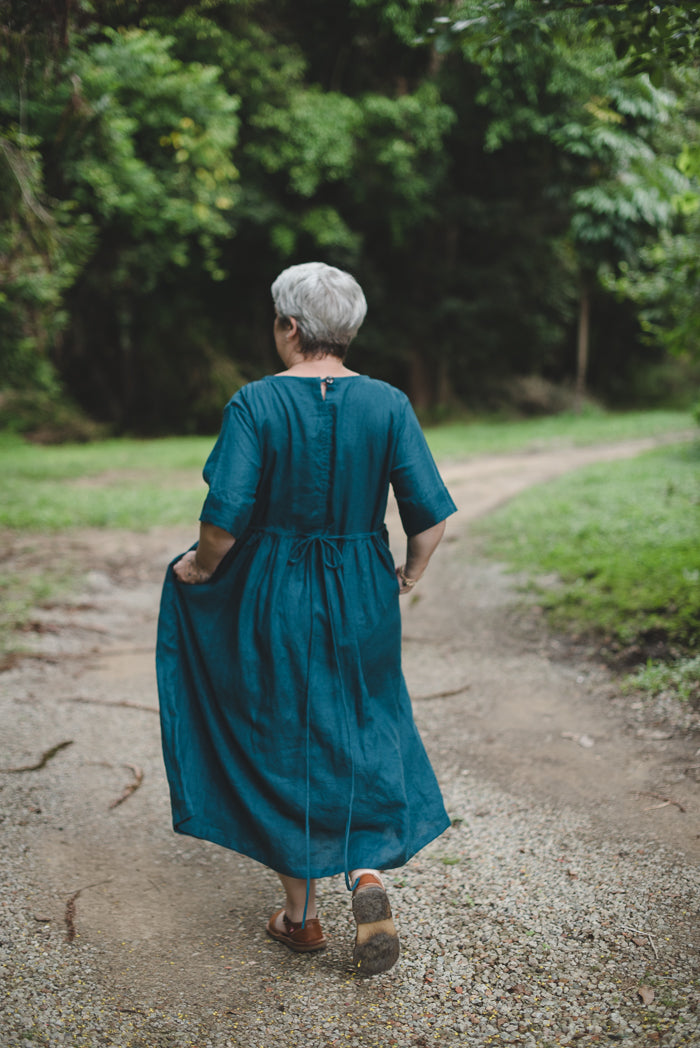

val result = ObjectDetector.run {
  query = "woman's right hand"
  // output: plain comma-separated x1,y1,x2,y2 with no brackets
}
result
173,550,213,585
173,523,236,584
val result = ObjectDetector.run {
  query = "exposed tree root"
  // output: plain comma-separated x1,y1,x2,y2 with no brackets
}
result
1,740,73,773
64,696,158,714
109,764,144,809
415,684,472,701
638,790,687,813
64,879,112,943
64,891,79,943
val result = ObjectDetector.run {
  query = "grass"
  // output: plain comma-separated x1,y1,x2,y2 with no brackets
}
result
622,655,700,705
0,408,692,531
0,433,212,655
473,440,700,664
0,567,75,664
1,411,697,699
0,432,211,530
424,407,692,461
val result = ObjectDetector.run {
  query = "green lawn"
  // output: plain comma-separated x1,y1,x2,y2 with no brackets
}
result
0,408,692,531
0,433,211,530
473,439,700,663
0,412,697,699
424,407,692,460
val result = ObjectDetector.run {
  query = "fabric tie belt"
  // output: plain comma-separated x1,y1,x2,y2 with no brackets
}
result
251,526,386,924
288,533,345,570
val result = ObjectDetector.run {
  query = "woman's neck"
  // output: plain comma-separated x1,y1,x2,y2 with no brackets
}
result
278,355,358,377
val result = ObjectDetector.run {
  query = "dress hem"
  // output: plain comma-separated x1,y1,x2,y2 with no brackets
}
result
171,810,452,880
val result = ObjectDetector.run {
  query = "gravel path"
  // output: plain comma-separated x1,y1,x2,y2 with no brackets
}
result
1,440,699,1047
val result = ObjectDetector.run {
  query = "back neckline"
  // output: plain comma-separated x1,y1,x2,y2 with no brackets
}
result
265,374,366,381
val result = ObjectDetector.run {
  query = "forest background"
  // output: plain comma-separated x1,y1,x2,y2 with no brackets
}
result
1,0,699,438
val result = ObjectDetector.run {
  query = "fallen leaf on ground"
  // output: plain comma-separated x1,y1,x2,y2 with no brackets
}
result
638,986,655,1005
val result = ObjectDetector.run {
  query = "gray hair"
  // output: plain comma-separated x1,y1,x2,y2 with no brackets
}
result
271,262,367,357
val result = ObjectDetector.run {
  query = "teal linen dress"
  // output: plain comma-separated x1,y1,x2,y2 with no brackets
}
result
156,375,457,883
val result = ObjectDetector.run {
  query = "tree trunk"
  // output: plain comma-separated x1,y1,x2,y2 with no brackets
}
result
409,347,433,412
575,281,590,412
437,355,451,409
118,301,135,429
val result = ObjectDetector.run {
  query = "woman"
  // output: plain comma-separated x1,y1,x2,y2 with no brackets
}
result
156,262,456,976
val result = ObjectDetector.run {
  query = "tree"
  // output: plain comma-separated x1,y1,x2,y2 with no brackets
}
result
602,74,700,385
1,0,696,431
31,27,240,428
423,2,699,82
0,0,92,395
555,75,687,403
0,131,94,391
147,0,456,405
419,5,691,403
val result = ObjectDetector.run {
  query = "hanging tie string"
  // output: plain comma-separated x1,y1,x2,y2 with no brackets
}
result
288,532,353,927
251,525,385,927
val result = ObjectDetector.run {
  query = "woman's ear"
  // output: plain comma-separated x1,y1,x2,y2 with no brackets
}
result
286,316,299,340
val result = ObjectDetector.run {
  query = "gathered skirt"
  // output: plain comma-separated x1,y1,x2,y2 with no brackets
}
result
156,524,451,879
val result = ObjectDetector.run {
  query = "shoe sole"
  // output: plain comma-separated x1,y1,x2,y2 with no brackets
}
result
267,927,327,953
352,886,400,976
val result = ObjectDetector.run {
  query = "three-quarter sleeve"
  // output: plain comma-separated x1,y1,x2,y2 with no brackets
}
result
390,398,457,536
199,392,262,535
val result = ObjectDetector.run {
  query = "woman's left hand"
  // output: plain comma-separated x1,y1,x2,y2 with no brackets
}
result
173,550,213,585
396,564,419,595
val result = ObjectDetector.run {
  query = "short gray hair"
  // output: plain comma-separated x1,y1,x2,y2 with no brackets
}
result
271,262,367,357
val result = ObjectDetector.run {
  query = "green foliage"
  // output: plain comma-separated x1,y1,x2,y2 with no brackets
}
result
250,89,360,198
424,2,699,82
606,221,700,361
601,70,700,366
622,656,700,706
0,132,95,390
350,0,436,46
36,27,241,429
426,8,695,404
0,16,244,430
0,388,105,443
355,84,455,223
0,0,698,431
53,27,240,277
564,79,686,258
245,87,360,256
449,15,688,265
476,442,700,652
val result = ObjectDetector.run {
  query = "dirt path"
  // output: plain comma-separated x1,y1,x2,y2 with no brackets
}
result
413,436,700,860
2,436,698,1046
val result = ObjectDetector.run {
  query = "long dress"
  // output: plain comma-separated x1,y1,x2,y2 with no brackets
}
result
156,375,457,883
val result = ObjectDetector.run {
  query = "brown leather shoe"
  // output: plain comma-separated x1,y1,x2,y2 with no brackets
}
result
352,873,400,976
266,908,327,953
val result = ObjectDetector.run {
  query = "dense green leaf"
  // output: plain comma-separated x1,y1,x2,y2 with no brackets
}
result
0,0,697,431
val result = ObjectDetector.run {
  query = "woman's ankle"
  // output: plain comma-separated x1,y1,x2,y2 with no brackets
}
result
350,868,384,890
285,907,318,925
